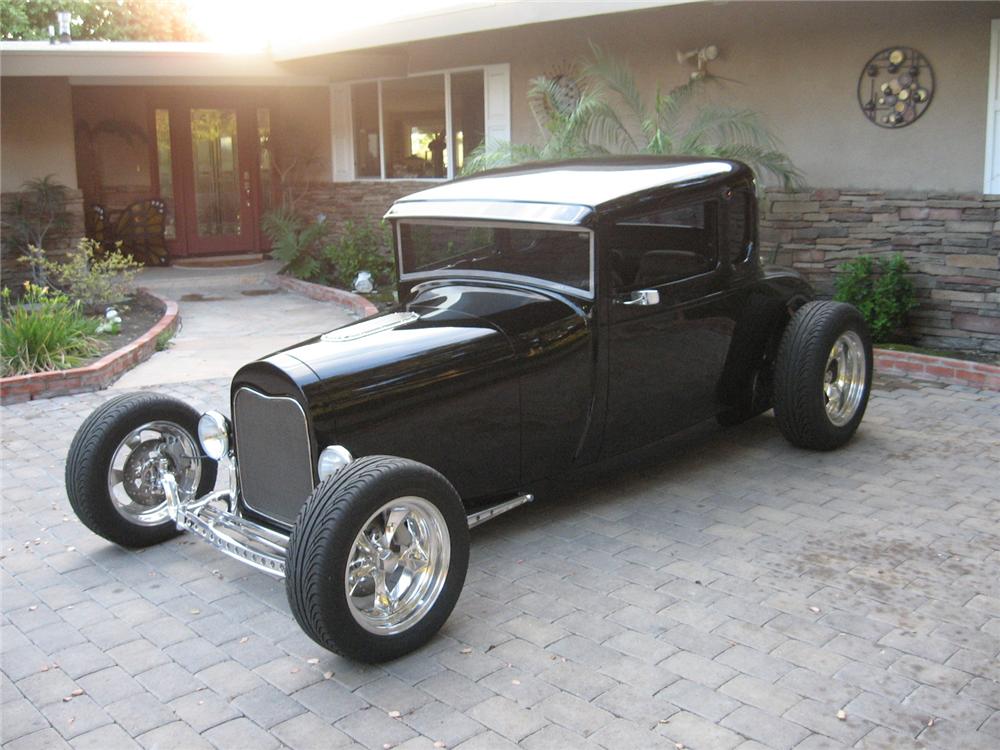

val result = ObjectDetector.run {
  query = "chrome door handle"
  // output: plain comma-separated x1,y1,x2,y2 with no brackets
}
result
621,289,660,306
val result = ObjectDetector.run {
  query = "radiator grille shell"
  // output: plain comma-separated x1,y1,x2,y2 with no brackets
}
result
233,387,315,527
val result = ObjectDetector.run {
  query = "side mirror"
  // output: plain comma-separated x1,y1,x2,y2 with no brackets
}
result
620,289,660,306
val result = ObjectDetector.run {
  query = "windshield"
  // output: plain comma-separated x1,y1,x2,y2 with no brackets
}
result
398,222,593,297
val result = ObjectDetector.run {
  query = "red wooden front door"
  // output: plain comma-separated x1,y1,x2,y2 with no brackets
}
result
153,90,276,258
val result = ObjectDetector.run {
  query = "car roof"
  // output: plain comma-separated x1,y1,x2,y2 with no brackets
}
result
385,156,747,225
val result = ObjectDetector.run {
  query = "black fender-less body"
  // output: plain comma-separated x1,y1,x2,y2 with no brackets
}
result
68,157,872,662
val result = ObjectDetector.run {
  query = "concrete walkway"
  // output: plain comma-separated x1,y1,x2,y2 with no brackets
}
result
112,262,356,388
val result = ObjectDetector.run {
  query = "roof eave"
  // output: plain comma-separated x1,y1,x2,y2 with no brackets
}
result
271,0,698,61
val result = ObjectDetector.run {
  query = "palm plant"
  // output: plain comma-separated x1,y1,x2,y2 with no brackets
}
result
464,44,802,189
462,78,612,173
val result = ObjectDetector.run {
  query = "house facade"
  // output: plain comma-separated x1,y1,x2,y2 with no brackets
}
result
2,1,998,352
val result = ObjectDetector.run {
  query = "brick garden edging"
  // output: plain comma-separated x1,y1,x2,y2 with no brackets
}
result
273,274,379,317
875,347,1000,391
0,293,178,405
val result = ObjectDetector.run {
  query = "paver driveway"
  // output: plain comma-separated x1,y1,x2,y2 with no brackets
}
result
2,376,999,750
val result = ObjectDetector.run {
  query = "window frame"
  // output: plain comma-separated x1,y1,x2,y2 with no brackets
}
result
725,185,755,267
349,65,491,182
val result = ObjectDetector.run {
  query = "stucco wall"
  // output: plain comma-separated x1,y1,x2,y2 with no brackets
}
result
0,77,78,191
72,86,155,211
276,87,332,183
399,1,996,192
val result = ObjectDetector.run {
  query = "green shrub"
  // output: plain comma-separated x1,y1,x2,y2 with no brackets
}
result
261,208,328,280
834,253,916,342
319,220,395,291
23,239,142,315
155,328,175,351
1,282,101,376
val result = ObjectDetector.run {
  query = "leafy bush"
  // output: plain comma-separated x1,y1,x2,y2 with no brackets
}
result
320,220,395,291
1,282,101,376
261,208,328,280
834,253,917,342
262,209,396,292
23,239,142,315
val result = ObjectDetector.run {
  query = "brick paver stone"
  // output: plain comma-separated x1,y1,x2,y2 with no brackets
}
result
2,375,998,749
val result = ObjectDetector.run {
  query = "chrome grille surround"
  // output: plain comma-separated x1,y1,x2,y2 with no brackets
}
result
233,387,315,527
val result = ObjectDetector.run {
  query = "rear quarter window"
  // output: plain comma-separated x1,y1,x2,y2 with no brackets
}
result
609,200,719,289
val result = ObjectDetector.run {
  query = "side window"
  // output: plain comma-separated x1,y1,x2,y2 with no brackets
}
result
727,187,753,264
609,201,718,289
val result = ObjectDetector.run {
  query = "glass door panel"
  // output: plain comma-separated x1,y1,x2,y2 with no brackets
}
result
154,109,177,239
190,108,241,237
257,108,275,214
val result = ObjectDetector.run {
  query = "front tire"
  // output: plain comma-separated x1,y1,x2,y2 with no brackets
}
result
65,393,217,547
285,456,469,662
773,301,873,450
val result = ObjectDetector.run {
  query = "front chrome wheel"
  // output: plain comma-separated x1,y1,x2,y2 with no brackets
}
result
823,331,867,427
66,393,217,548
345,496,451,635
107,421,202,526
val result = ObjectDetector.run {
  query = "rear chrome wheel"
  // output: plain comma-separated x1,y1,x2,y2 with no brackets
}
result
346,496,450,635
286,456,469,662
823,331,867,427
773,301,873,451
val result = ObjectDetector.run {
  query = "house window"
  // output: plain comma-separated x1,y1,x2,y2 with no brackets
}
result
383,75,446,178
349,68,489,181
352,82,381,178
451,70,485,174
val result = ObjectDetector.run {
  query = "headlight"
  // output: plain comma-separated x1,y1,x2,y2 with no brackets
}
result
317,445,353,481
197,411,231,460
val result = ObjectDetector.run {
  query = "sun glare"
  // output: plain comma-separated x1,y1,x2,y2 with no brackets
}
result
186,0,476,49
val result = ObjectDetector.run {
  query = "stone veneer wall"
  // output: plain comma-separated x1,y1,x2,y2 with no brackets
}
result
291,181,427,239
1,189,85,289
760,189,1000,354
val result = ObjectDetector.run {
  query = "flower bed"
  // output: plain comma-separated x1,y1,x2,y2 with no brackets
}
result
0,292,178,404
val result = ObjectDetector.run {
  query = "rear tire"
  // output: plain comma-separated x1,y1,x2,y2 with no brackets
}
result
285,456,469,662
65,393,217,547
773,301,872,450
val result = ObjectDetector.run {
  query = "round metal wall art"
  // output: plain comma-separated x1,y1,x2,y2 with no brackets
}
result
857,46,934,128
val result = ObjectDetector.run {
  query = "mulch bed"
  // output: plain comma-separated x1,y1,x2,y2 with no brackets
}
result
86,292,166,364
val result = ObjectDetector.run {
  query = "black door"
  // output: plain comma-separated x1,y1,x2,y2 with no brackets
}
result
603,198,737,457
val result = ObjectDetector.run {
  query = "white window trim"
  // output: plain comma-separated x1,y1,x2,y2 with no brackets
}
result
333,64,510,182
985,18,1000,194
377,80,387,180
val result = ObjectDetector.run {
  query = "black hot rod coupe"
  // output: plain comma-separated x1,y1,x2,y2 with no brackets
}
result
66,158,872,661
